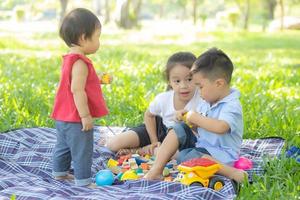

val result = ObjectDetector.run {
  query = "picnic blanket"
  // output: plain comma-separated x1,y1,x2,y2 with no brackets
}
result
0,127,285,200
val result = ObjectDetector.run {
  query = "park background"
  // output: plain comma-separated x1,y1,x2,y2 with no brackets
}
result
0,0,299,199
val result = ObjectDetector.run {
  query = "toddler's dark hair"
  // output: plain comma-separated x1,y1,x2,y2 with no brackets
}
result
59,8,101,47
192,48,233,83
164,52,196,90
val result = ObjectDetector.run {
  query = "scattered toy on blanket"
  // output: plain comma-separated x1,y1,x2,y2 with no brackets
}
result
164,176,173,182
95,169,114,186
174,158,225,191
107,158,119,168
233,157,253,170
163,167,170,177
121,170,139,181
128,158,139,169
105,152,178,182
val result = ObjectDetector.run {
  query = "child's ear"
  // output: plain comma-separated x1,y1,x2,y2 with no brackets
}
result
79,34,86,43
215,78,226,87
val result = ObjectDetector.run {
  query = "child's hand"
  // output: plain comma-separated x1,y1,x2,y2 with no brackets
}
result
185,111,198,126
175,109,187,121
81,115,93,131
141,142,160,156
100,73,113,84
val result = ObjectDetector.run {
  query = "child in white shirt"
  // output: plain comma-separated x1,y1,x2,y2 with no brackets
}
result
106,52,202,155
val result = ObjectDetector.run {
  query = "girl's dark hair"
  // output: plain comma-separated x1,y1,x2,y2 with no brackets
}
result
192,47,233,83
164,52,196,90
59,8,101,47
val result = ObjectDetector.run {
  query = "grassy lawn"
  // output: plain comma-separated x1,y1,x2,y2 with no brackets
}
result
0,26,299,199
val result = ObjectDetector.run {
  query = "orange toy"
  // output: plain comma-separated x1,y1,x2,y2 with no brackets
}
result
101,73,111,84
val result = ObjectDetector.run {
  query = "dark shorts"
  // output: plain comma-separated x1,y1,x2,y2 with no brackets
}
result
170,122,211,164
130,116,167,147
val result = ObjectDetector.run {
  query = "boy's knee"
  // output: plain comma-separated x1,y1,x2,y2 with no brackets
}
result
170,122,188,142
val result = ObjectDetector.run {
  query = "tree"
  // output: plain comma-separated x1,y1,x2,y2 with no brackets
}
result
235,0,251,30
59,0,68,23
118,0,142,29
192,0,197,24
279,0,284,30
266,0,276,20
104,0,110,23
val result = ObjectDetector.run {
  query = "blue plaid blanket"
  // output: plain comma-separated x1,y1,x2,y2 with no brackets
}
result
0,127,285,200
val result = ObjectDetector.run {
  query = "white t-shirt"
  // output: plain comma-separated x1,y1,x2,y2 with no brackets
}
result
148,89,202,127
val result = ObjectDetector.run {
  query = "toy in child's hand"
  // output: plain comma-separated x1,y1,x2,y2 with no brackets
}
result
233,157,253,170
95,169,114,186
100,73,112,84
182,113,193,128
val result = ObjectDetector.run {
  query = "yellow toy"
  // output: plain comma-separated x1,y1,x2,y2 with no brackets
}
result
101,73,111,84
182,113,193,128
107,158,119,168
175,158,225,191
121,170,139,181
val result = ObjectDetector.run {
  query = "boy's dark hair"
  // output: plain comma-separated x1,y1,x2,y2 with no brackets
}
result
164,52,196,90
192,48,233,83
59,8,101,47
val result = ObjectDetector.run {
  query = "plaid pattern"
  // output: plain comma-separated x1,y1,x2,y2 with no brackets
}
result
0,127,285,200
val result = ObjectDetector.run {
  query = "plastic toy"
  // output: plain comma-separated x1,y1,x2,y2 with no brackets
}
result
121,170,139,181
128,158,139,169
140,163,149,170
107,158,119,168
95,169,114,186
182,113,192,128
175,158,224,191
101,73,111,84
116,172,124,180
164,176,173,182
233,157,253,170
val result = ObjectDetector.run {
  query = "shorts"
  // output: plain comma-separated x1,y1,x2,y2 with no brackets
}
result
170,122,211,163
130,116,167,147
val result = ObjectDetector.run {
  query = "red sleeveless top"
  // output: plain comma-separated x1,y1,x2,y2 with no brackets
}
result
51,54,108,122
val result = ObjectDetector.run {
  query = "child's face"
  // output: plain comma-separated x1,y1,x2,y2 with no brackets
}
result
192,71,223,104
169,64,196,102
81,27,101,54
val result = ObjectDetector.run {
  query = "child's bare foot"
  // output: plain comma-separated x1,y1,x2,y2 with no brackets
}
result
54,174,74,180
144,167,163,180
231,169,248,183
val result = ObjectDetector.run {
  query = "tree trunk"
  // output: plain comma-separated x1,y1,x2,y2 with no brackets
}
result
120,0,131,29
119,0,142,29
243,0,250,30
193,0,197,25
59,0,68,23
267,0,276,20
159,4,164,19
279,0,284,30
105,0,110,23
132,0,142,26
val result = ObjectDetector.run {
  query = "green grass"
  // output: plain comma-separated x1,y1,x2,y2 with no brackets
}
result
0,30,299,199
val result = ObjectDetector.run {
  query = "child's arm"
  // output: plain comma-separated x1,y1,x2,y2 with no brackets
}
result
71,59,93,131
144,110,158,144
186,111,230,134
